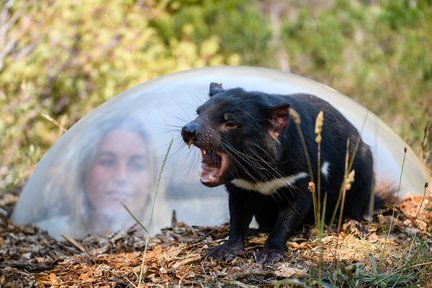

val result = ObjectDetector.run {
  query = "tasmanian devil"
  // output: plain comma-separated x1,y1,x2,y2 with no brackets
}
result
181,83,378,263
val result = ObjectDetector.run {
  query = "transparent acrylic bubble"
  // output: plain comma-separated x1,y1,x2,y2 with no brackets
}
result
12,66,431,240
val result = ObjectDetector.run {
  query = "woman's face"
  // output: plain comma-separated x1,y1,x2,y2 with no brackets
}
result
85,128,151,214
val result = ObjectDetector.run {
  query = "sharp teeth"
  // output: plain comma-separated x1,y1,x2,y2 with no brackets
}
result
203,150,207,156
187,140,193,149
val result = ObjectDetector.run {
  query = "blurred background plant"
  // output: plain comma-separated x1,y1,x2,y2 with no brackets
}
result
1,0,431,191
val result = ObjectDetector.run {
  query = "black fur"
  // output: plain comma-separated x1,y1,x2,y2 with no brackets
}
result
181,84,375,263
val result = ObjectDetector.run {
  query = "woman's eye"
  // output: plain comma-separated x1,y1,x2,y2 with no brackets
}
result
130,162,145,171
99,159,115,167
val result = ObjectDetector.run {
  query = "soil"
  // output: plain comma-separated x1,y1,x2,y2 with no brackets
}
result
1,193,431,287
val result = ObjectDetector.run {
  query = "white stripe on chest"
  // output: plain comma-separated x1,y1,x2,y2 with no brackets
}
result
231,172,309,195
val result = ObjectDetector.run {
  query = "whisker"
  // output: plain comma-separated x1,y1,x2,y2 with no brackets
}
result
222,147,261,184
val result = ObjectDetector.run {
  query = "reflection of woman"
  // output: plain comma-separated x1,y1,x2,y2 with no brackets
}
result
13,115,168,239
72,118,157,237
85,128,150,217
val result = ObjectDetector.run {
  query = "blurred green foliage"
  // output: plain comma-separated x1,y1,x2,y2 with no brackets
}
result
282,0,432,155
1,0,431,191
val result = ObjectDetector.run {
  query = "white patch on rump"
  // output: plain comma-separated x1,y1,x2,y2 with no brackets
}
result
231,172,309,195
321,161,330,180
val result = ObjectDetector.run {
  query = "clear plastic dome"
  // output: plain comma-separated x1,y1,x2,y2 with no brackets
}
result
12,66,431,240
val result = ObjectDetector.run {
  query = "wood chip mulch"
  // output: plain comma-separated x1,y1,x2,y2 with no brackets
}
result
1,194,431,287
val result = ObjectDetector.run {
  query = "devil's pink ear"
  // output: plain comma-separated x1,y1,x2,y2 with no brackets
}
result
209,82,224,97
268,104,290,140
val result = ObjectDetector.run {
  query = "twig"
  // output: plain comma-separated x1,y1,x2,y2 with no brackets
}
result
60,233,87,254
122,203,149,233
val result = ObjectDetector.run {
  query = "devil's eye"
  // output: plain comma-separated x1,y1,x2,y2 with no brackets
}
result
224,121,238,129
221,112,239,129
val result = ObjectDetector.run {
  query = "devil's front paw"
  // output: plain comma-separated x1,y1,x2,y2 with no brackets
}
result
207,240,244,262
256,245,285,264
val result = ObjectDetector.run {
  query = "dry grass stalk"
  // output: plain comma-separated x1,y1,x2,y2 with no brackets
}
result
138,138,173,286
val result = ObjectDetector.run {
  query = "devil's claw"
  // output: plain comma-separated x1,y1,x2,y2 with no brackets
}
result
255,246,285,264
207,241,244,262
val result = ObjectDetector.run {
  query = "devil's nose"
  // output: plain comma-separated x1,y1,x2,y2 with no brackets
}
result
181,124,197,142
